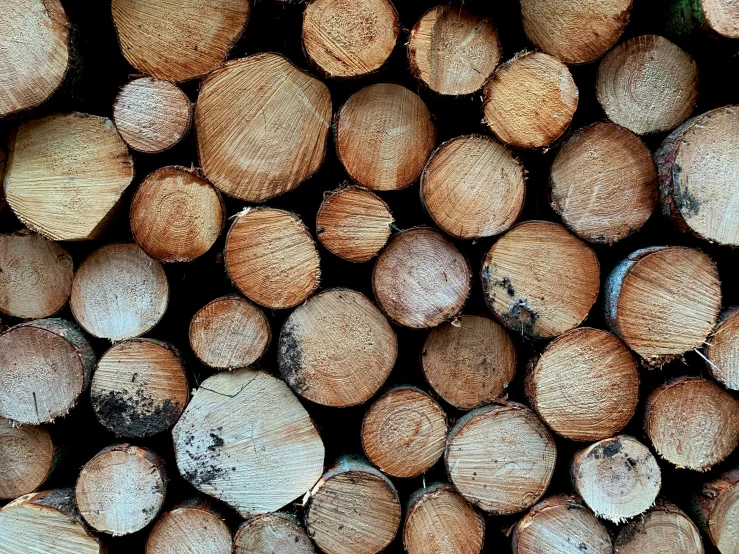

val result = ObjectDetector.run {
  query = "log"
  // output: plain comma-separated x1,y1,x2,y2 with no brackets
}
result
234,513,315,554
408,5,501,96
302,0,399,78
172,368,325,516
196,53,331,202
481,221,600,339
692,467,739,554
520,0,632,64
361,386,447,478
403,483,485,554
571,435,662,523
645,377,739,471
482,52,578,149
702,0,739,37
315,186,394,263
305,456,402,554
189,294,270,370
0,230,74,319
550,122,658,244
335,83,435,191
111,0,250,82
420,134,526,239
525,327,640,441
614,499,703,554
0,318,95,424
445,402,557,515
146,498,232,554
4,113,134,241
421,314,516,410
225,208,320,309
130,166,225,263
655,105,739,247
70,243,169,340
596,35,698,135
373,227,471,328
0,421,57,500
113,77,193,154
90,339,190,438
0,147,6,212
705,307,739,390
604,246,722,365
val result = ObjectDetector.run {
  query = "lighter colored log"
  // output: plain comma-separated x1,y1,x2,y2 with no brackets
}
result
706,308,739,390
703,0,739,37
693,467,739,554
146,500,232,554
0,421,56,500
234,513,315,554
614,499,703,554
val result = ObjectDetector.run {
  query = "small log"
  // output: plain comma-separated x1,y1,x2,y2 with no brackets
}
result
702,0,739,37
550,123,658,243
445,402,557,515
408,5,501,96
525,327,640,442
130,166,225,263
111,0,250,82
597,35,698,135
604,246,721,365
403,483,485,554
0,318,95,424
196,53,331,202
335,83,435,191
420,134,525,239
305,456,402,554
315,186,394,263
421,314,516,410
302,0,399,78
0,421,57,500
173,368,325,516
482,52,578,149
234,513,315,554
70,243,169,340
705,307,739,390
481,221,600,340
692,467,739,553
510,494,612,554
146,498,232,554
614,499,703,554
361,386,447,478
4,113,134,241
189,295,270,370
0,230,74,319
645,377,739,471
225,208,320,309
113,77,193,154
76,444,167,536
572,435,662,523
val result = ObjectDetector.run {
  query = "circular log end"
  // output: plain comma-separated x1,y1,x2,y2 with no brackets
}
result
702,0,739,37
0,422,55,500
147,505,232,554
614,500,703,554
234,513,315,554
706,308,739,390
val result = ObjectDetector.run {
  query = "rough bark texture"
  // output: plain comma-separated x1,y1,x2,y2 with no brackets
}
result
705,307,739,390
146,500,232,554
0,421,57,500
614,499,704,554
234,513,315,554
692,467,739,554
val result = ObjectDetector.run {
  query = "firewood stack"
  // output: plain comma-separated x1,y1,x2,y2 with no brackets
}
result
2,0,739,553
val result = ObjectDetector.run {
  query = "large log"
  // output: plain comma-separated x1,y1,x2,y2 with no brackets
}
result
146,498,232,554
705,307,739,390
614,499,703,554
0,421,57,500
692,467,739,554
234,513,315,554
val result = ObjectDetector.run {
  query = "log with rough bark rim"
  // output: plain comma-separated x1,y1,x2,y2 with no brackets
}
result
130,166,225,263
234,513,315,554
196,53,331,202
482,52,578,150
604,246,722,365
111,0,250,83
693,467,739,554
705,307,739,390
525,327,640,442
0,318,95,425
550,122,658,243
0,421,57,500
335,83,435,191
173,368,325,516
572,435,662,523
305,456,402,554
302,0,399,78
408,5,501,96
420,134,526,239
4,112,134,241
315,185,394,263
70,243,169,341
614,499,704,554
225,208,320,309
361,386,447,478
146,498,232,554
278,288,396,407
481,220,600,340
373,227,471,328
0,230,74,319
597,35,698,135
445,402,557,515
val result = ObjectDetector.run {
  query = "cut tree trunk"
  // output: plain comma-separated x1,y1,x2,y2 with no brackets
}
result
196,53,331,202
481,221,600,340
146,498,232,554
0,421,57,500
482,52,578,149
420,134,525,239
0,147,6,212
0,230,74,319
692,467,739,554
614,499,703,554
172,368,325,516
70,243,169,341
702,0,739,37
234,513,315,554
705,307,739,390
4,113,134,241
305,456,402,554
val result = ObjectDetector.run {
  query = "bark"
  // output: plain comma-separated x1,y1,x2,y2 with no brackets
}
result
0,421,58,500
614,499,704,554
146,499,232,554
705,307,739,390
234,513,314,554
692,466,739,553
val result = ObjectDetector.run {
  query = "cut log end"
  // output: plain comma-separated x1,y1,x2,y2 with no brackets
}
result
702,0,739,37
0,422,56,500
705,307,739,390
693,467,739,553
146,503,232,554
234,513,315,554
614,500,703,554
